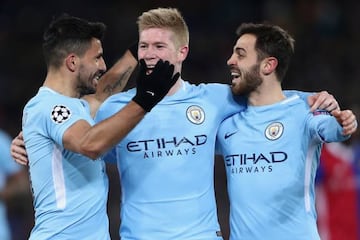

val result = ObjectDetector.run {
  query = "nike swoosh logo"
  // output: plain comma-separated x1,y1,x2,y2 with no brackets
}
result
224,131,238,139
146,91,155,96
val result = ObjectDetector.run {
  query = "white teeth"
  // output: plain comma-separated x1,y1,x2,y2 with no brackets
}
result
231,72,240,78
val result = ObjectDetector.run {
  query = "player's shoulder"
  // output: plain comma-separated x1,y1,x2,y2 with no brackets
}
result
24,89,92,131
25,87,80,112
102,88,135,105
196,82,230,91
187,81,232,97
96,89,134,120
284,93,309,108
282,94,316,123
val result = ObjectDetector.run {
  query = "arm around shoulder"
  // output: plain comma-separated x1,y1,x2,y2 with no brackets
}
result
331,109,358,136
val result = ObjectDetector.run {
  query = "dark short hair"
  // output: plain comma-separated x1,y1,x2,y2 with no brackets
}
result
236,23,295,82
42,13,106,69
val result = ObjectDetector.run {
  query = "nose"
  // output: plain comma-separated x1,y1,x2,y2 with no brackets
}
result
99,57,107,72
139,46,157,60
227,54,235,66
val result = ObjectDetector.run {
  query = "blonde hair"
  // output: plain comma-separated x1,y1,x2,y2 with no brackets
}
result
137,8,189,48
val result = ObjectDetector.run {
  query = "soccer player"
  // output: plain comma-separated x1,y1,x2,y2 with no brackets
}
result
20,13,177,239
95,8,346,240
216,22,358,240
11,8,347,240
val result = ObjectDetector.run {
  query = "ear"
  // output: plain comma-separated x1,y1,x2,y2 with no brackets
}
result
262,57,278,75
65,54,77,72
178,45,189,61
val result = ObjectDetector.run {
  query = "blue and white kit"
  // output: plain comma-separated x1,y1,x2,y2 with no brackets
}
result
216,94,349,240
22,87,110,240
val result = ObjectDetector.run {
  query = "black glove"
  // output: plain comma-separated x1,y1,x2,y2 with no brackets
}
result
132,59,180,112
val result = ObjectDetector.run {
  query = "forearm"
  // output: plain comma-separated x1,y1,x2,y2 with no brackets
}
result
79,101,145,159
85,50,138,117
95,50,137,102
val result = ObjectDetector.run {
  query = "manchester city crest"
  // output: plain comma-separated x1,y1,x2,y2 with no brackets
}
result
264,122,284,140
186,105,205,125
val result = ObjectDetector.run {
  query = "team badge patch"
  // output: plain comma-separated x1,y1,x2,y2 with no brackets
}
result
313,110,331,116
186,105,205,124
264,122,284,140
51,105,71,124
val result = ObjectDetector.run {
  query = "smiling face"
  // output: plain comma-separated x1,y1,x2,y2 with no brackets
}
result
138,27,188,75
75,38,106,96
227,34,264,95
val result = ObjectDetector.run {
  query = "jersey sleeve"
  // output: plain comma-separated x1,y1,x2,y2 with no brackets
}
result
308,111,349,143
23,97,91,148
284,90,313,104
201,83,247,118
48,101,91,147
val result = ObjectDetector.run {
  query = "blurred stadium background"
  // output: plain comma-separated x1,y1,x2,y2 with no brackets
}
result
1,0,359,239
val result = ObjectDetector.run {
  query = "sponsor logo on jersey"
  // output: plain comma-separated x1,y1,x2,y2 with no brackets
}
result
224,151,288,174
186,105,205,124
51,105,71,124
264,122,283,140
126,135,207,159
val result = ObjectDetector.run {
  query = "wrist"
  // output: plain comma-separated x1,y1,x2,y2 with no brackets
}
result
132,95,153,112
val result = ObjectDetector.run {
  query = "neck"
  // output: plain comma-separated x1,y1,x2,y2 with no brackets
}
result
43,71,79,98
166,78,184,96
248,82,285,106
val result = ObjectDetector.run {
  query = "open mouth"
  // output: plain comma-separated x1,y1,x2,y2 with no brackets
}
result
146,65,155,75
231,72,240,79
229,71,241,86
93,74,102,87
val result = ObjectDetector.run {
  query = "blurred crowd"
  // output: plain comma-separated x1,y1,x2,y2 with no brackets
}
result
316,112,360,239
1,0,359,239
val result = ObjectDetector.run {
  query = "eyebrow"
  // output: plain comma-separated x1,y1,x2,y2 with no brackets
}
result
235,47,246,54
96,51,103,58
139,41,167,45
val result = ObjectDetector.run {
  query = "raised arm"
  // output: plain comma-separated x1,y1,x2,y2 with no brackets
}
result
11,59,180,162
64,59,180,159
83,49,138,117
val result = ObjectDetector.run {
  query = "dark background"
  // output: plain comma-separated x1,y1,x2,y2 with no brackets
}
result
1,0,359,239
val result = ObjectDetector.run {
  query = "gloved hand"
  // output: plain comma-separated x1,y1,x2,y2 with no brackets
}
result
132,59,180,112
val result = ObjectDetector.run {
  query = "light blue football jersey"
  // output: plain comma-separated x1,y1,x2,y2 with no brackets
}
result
0,130,21,240
96,80,245,240
216,94,349,240
22,87,110,240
